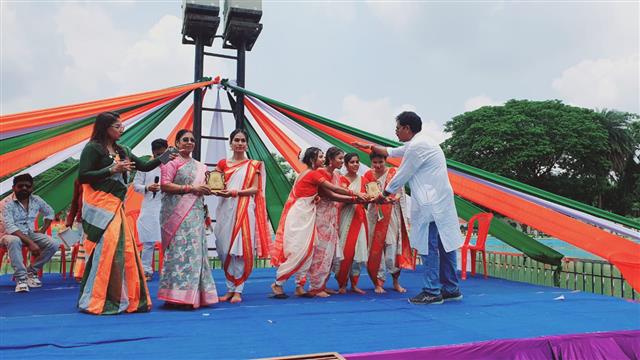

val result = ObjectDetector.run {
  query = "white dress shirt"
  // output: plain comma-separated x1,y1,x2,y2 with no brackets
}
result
385,133,463,254
133,167,162,244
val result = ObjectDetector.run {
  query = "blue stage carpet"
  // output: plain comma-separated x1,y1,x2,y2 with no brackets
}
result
1,267,638,359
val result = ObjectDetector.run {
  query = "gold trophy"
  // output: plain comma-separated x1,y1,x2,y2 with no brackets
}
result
205,170,225,191
365,181,382,198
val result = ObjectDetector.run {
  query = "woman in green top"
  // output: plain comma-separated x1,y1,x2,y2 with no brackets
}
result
77,112,166,315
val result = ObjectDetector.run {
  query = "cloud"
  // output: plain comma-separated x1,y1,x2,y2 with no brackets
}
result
463,95,502,112
339,94,448,145
1,4,231,115
310,2,357,23
551,54,639,112
365,1,422,32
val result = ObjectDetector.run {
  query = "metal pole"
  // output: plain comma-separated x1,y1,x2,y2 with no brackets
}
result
235,39,246,130
193,37,205,161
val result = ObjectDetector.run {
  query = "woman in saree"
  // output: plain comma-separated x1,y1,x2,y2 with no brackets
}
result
306,146,345,298
213,129,270,304
334,153,369,294
270,147,369,299
363,152,415,294
159,129,218,309
77,112,167,315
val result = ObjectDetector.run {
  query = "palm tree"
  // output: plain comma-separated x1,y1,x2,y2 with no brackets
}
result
598,109,637,175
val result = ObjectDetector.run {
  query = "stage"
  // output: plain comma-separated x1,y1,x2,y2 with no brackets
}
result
1,267,638,359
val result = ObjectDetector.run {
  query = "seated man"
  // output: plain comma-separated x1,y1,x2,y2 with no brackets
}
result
1,174,60,292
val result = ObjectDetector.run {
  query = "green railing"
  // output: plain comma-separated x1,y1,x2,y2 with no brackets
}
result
475,251,639,300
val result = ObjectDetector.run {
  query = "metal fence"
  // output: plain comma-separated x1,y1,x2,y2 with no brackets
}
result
477,251,638,300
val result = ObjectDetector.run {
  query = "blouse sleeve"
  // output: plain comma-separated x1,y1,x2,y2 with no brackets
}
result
78,143,112,184
308,169,329,186
160,159,179,185
217,159,227,171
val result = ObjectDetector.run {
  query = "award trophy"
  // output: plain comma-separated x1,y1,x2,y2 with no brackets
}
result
205,170,225,191
365,181,382,198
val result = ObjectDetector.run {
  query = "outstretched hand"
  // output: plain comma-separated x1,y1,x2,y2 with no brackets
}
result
352,142,372,150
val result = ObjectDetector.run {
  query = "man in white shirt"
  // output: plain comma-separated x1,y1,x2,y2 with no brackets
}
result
132,139,167,281
355,111,463,305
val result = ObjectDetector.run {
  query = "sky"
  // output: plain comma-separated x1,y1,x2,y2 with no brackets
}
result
2,1,639,151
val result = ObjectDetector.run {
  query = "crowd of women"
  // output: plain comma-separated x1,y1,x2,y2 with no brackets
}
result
76,111,415,315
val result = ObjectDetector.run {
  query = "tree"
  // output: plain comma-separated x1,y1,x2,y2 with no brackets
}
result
271,152,296,184
442,99,635,213
602,116,640,216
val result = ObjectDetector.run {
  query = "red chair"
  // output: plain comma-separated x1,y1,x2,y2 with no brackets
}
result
461,212,494,280
0,245,30,280
153,242,164,274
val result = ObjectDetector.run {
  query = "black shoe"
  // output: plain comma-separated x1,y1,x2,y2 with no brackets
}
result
408,291,443,305
442,290,463,301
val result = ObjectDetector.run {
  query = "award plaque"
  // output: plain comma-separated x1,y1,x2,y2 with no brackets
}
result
365,181,382,198
205,170,225,191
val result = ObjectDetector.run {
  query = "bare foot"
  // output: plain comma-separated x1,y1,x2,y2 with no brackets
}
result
374,286,386,294
315,291,331,298
325,288,338,295
230,293,242,303
338,287,347,294
295,286,307,296
219,292,234,302
393,281,407,293
351,286,366,294
271,283,284,296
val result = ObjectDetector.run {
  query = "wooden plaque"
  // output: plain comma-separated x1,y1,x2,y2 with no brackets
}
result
205,170,225,191
365,181,381,198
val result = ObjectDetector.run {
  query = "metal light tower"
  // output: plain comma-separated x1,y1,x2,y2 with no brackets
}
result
182,0,220,160
182,0,262,161
222,0,263,129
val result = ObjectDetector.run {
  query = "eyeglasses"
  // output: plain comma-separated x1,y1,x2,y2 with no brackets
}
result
111,124,125,130
181,137,196,143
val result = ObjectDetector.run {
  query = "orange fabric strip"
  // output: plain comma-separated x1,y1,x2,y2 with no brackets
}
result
0,96,176,178
449,172,640,292
165,88,206,144
245,98,304,173
1,78,218,134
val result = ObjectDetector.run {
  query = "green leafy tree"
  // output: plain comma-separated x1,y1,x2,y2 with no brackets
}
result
271,152,296,184
443,99,621,210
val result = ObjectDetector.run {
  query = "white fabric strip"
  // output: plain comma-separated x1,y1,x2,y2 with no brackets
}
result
0,99,171,194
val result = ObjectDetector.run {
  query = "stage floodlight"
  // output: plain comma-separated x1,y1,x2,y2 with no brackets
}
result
182,0,221,46
222,0,263,50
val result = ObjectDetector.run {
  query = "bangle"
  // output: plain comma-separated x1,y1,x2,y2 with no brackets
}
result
348,189,354,196
231,189,238,197
351,195,356,202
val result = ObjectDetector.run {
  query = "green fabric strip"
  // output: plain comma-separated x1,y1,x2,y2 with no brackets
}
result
1,103,144,155
225,82,637,230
